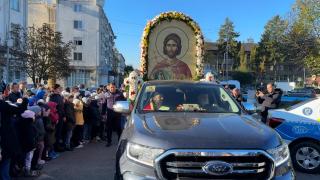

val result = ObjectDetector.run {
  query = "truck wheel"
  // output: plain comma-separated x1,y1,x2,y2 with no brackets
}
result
290,141,320,173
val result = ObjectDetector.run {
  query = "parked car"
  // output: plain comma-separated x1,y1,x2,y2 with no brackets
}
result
268,97,320,173
114,81,294,180
287,88,316,98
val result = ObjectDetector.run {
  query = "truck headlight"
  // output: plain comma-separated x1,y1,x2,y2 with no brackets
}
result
267,143,290,167
127,142,164,167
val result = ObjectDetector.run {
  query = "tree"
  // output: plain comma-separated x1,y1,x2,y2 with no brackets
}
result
293,0,320,39
238,44,248,72
217,18,240,70
249,45,258,72
288,0,320,75
124,65,134,77
10,24,73,86
231,71,255,85
257,15,288,81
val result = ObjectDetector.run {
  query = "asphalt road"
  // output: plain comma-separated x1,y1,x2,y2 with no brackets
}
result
13,141,319,180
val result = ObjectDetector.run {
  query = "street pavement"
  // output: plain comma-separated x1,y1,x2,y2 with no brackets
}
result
14,141,319,180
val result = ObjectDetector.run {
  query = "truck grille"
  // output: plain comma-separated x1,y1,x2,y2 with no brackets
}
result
155,150,274,180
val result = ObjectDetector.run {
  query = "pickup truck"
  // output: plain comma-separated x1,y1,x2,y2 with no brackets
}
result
113,81,295,180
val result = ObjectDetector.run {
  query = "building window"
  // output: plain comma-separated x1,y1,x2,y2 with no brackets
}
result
73,20,83,29
74,52,82,61
15,71,20,80
74,38,83,46
67,69,90,87
10,0,20,11
74,4,82,12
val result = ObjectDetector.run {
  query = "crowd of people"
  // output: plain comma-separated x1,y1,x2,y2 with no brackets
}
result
0,81,125,179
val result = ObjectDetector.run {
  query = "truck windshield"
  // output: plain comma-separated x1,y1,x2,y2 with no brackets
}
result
137,83,240,113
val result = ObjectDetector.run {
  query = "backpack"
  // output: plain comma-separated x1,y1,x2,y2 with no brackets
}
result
47,102,59,124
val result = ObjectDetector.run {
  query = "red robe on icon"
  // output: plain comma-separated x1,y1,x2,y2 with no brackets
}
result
150,59,192,80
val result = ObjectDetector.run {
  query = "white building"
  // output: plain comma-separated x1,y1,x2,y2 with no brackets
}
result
113,48,125,86
0,0,28,83
28,0,56,30
56,0,116,88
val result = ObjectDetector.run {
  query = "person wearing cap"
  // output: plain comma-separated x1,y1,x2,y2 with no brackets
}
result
73,98,84,148
28,105,46,170
27,90,37,106
0,97,28,179
19,110,40,177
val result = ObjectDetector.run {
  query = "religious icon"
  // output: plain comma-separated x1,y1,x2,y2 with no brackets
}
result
150,33,192,80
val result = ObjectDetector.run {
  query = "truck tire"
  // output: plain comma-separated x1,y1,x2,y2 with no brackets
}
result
290,141,320,173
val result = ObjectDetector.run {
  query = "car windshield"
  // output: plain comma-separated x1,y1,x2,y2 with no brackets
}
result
137,83,240,113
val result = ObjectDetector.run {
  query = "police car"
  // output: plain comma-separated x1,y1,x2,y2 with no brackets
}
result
267,97,320,173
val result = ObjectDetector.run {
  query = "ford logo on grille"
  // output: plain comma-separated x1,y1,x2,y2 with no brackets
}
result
202,161,233,176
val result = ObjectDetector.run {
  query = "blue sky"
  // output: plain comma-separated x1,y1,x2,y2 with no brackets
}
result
103,0,296,68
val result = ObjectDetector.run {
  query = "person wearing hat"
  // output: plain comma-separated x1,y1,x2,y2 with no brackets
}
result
0,97,28,179
72,98,84,148
19,110,40,177
28,105,46,169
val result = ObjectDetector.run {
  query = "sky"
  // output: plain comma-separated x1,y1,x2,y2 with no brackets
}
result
103,0,296,68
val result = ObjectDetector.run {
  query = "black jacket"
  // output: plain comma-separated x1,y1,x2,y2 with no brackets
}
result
90,100,101,126
8,91,22,103
257,91,281,111
64,101,75,124
0,81,5,93
0,98,28,159
18,117,38,152
83,104,92,124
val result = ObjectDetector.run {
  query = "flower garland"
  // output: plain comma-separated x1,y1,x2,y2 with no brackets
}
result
140,11,205,80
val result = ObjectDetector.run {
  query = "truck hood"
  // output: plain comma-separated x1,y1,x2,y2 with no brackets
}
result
130,113,281,150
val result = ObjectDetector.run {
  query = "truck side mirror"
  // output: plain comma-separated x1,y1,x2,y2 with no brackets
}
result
242,102,257,114
113,101,131,114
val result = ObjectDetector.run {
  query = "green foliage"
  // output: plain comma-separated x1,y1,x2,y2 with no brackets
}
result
231,71,255,85
293,0,320,39
238,44,248,72
305,55,320,75
217,18,240,69
10,24,72,85
124,65,134,77
249,45,258,71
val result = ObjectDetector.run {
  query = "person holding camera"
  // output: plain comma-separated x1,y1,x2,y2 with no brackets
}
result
256,83,281,123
